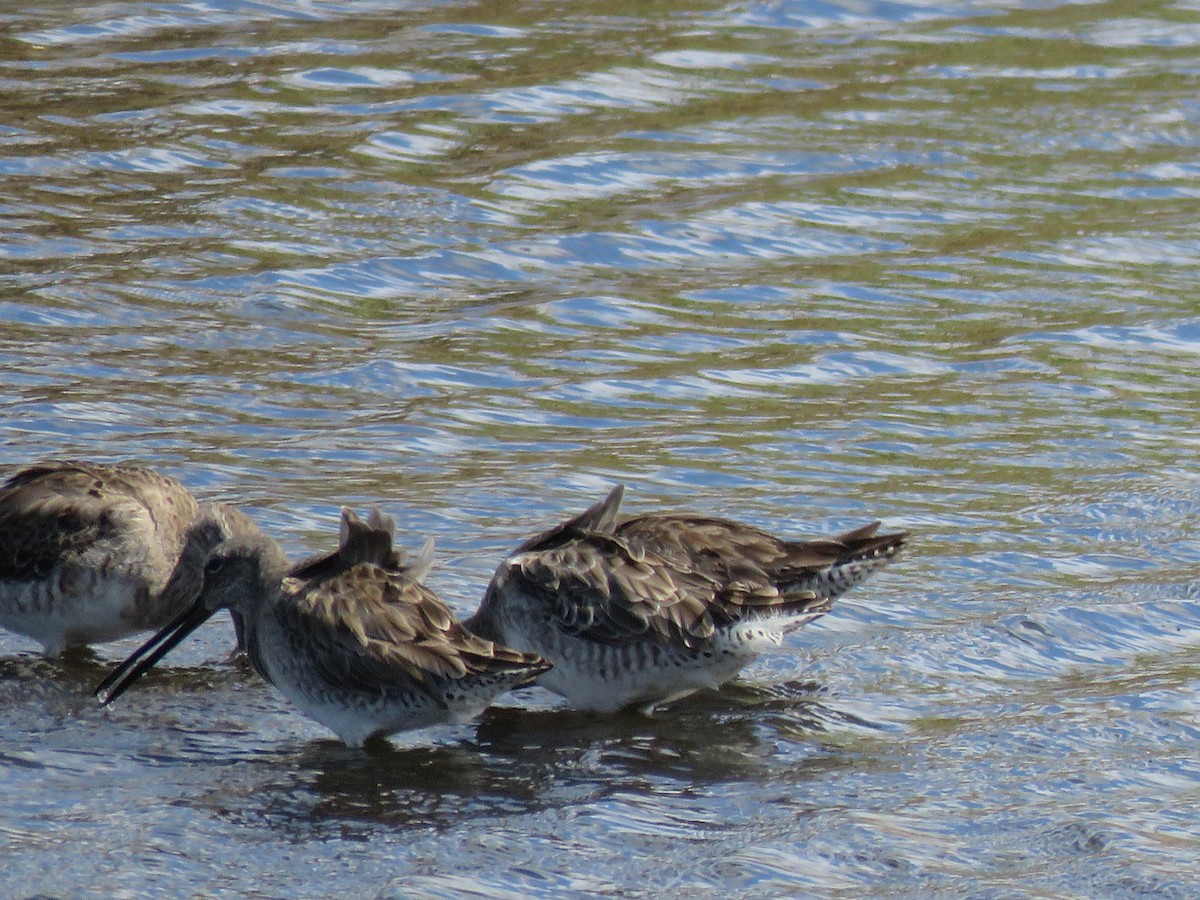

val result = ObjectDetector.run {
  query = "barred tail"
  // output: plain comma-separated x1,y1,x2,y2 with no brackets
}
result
785,524,908,600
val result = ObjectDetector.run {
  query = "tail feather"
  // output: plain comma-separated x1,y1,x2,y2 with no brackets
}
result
783,526,908,599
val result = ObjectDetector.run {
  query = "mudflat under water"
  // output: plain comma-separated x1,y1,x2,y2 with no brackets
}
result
2,0,1199,896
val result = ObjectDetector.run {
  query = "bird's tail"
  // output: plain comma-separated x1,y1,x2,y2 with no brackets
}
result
782,523,908,599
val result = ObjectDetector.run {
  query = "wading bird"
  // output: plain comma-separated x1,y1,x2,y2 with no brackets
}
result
465,486,907,713
96,507,551,748
0,460,259,657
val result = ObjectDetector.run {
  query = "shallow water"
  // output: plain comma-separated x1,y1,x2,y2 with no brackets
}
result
2,0,1200,895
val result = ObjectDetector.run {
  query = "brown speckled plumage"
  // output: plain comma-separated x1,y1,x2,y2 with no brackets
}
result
97,507,550,747
466,486,908,712
0,460,259,657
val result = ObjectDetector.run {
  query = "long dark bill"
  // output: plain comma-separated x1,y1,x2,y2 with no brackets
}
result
94,599,217,706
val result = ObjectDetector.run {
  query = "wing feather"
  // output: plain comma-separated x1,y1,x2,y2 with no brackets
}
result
478,489,908,655
616,514,906,586
0,461,197,583
505,528,822,649
277,564,547,699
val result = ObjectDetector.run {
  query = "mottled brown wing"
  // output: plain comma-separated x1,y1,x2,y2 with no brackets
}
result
616,515,904,586
0,461,194,581
507,531,811,649
276,565,547,699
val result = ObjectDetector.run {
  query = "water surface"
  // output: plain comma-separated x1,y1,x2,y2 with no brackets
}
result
2,0,1200,896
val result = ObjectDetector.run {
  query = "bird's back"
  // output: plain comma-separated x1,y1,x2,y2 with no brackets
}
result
468,487,906,712
615,513,908,600
249,508,550,745
0,461,204,654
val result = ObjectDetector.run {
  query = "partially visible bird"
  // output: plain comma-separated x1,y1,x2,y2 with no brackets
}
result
0,460,259,657
465,485,908,713
96,507,552,748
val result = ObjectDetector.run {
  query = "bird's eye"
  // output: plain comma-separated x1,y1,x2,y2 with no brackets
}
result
205,557,224,574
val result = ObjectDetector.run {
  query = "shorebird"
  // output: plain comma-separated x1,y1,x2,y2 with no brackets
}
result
0,460,260,657
96,507,552,748
464,485,908,713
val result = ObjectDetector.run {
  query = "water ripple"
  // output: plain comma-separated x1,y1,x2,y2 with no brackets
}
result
3,0,1200,895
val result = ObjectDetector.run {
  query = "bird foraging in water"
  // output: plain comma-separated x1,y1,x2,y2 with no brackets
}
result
464,486,908,714
96,507,552,748
0,460,260,657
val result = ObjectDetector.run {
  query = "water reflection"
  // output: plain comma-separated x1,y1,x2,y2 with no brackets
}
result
4,0,1200,894
199,687,862,838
